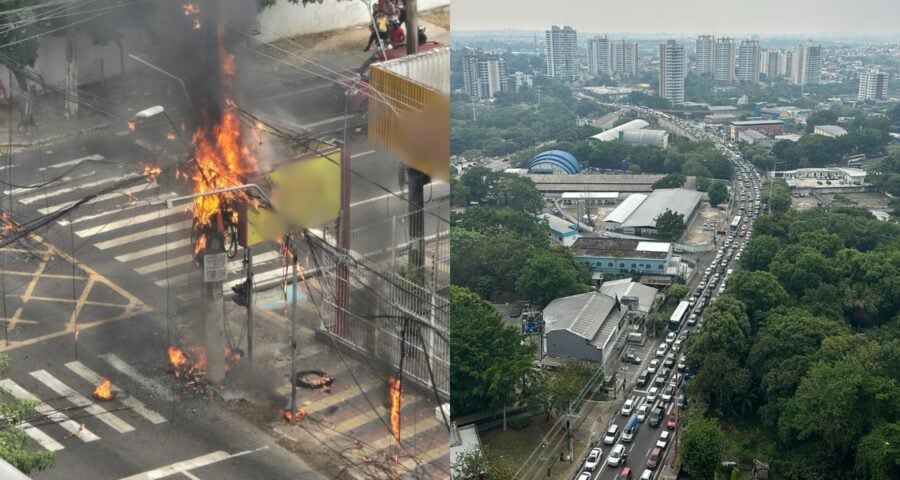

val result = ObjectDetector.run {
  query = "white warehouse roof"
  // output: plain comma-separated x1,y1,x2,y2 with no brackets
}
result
590,119,650,142
620,189,703,229
560,192,619,200
603,193,647,225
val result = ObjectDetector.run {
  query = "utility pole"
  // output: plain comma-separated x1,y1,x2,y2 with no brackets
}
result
290,241,298,422
202,219,227,385
336,145,350,337
65,6,78,117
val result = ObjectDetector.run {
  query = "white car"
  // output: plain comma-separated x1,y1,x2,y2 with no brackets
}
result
577,473,590,480
656,343,668,357
673,339,683,351
622,397,636,416
648,358,660,374
657,430,671,449
665,332,677,344
662,384,676,403
603,424,620,445
584,447,602,472
606,444,627,467
637,404,649,422
647,386,659,403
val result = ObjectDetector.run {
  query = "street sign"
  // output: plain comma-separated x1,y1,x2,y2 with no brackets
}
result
203,253,228,282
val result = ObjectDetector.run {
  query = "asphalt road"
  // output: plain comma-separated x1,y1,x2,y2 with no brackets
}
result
0,63,447,478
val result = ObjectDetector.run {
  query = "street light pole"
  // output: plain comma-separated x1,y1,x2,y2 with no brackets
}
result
128,54,192,106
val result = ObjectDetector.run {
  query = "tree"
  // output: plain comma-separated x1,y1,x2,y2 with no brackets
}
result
652,173,686,189
695,176,712,192
667,284,689,303
451,447,515,480
515,251,590,307
654,209,685,241
680,415,726,480
854,422,900,480
707,182,728,206
450,287,534,417
724,270,789,325
740,234,782,271
0,354,55,473
525,361,596,420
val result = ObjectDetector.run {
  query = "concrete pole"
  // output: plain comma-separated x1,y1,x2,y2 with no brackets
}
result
246,248,253,370
204,226,226,385
290,242,298,422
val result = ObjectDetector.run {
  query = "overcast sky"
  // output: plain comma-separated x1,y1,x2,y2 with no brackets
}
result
452,0,900,36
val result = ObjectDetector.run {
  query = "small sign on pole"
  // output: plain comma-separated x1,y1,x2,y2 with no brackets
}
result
204,253,228,282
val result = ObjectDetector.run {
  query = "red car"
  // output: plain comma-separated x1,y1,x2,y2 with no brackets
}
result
618,467,634,480
332,41,445,113
647,448,661,469
739,229,747,237
666,414,678,430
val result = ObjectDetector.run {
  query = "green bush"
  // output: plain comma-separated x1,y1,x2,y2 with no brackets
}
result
508,417,531,430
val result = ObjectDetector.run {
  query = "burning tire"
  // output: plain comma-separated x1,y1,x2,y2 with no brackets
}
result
294,370,334,390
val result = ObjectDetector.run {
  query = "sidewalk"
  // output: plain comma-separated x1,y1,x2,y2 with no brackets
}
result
212,288,450,480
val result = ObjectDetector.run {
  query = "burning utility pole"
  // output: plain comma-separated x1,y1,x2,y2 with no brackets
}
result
199,222,227,384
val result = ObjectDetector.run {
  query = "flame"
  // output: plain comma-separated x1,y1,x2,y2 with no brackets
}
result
183,3,199,15
1,211,23,234
168,345,206,378
93,377,113,401
167,132,177,141
281,407,307,423
143,165,162,184
224,347,242,373
127,121,136,131
192,18,202,30
389,375,402,458
194,234,207,256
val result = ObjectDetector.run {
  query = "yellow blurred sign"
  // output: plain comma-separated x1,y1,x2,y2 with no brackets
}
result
368,50,450,181
240,150,342,247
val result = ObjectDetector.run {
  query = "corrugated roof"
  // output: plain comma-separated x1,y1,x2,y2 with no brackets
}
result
620,130,668,146
543,292,619,340
571,237,670,260
731,120,784,126
561,192,619,199
538,213,578,234
590,119,650,142
620,188,702,229
604,193,647,224
599,279,658,312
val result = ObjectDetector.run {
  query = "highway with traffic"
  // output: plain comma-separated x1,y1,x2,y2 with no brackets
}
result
571,103,765,480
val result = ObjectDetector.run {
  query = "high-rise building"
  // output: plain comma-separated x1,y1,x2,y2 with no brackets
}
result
659,40,685,103
858,69,888,101
695,35,715,75
509,71,534,92
714,37,736,83
462,48,508,100
790,42,822,85
762,49,782,78
546,25,578,80
611,40,639,76
737,39,760,82
781,50,793,79
587,36,610,76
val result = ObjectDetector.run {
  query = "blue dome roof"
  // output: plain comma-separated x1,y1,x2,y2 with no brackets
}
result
526,150,580,174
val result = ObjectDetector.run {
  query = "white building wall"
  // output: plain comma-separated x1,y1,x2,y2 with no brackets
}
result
256,0,449,43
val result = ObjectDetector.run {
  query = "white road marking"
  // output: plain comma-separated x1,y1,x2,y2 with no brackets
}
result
95,220,192,250
0,379,100,442
65,361,166,425
75,207,187,237
17,420,65,451
98,354,175,402
29,369,135,434
39,154,105,171
37,183,155,215
118,447,268,480
349,149,375,159
58,192,180,226
17,173,141,204
114,238,192,263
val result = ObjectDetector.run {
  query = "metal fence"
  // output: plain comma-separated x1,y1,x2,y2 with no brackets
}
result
318,249,450,400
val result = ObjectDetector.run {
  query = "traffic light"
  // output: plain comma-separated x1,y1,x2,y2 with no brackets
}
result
231,280,250,308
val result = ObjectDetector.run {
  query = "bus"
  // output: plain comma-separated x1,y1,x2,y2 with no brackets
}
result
730,215,742,231
669,300,690,331
846,154,865,168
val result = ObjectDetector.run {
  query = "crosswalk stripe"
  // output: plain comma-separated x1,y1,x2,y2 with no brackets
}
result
0,379,100,442
18,172,140,204
156,250,283,288
39,154,105,171
115,238,192,263
75,207,188,238
17,420,65,452
98,353,175,402
29,370,135,434
401,442,449,471
37,184,155,215
135,254,194,275
58,192,180,226
95,220,192,250
367,416,440,451
118,450,231,480
333,396,424,435
65,361,167,425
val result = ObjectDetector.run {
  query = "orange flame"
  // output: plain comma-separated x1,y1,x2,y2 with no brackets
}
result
127,121,136,131
168,345,206,378
93,377,113,401
183,3,199,15
143,165,162,184
194,234,207,256
281,407,307,423
389,375,402,458
167,132,177,141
